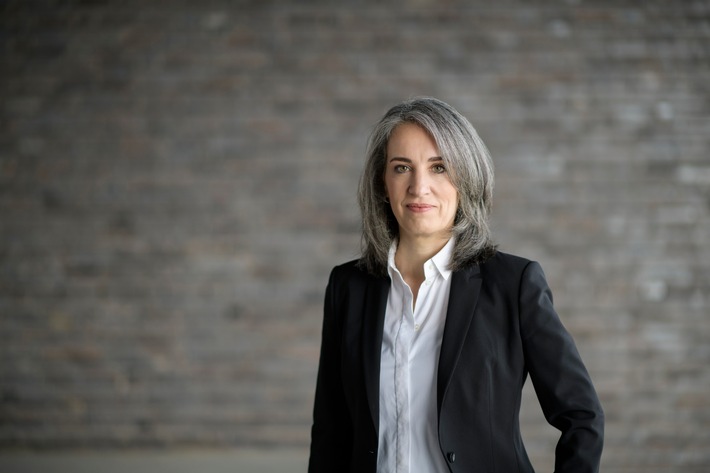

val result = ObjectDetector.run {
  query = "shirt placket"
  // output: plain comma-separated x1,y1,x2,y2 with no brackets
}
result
413,263,435,334
393,283,413,473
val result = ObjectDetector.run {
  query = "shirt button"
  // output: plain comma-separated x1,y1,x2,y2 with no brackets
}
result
414,324,420,331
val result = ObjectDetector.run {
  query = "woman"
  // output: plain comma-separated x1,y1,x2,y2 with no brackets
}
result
309,97,604,473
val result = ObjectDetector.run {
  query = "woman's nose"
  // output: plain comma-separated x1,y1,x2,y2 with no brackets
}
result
408,171,431,195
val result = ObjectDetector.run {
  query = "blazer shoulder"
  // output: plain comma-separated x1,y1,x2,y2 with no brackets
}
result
332,258,361,272
476,251,551,292
328,258,385,287
330,258,365,280
479,250,534,275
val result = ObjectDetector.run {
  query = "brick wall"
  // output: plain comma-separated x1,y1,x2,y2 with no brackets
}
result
1,1,709,471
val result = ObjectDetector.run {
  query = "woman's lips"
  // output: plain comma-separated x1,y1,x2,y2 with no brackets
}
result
406,203,434,213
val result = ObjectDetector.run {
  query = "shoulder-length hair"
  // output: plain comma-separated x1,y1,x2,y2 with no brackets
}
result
357,97,497,276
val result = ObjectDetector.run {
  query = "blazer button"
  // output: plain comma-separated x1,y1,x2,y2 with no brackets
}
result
447,451,456,463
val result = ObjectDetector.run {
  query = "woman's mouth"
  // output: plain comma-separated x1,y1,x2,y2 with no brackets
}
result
406,203,434,213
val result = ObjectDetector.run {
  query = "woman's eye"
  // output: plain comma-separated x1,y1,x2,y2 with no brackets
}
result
432,164,446,174
394,165,410,173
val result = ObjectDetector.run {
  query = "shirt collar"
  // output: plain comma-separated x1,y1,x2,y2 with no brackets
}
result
431,237,455,281
387,237,455,281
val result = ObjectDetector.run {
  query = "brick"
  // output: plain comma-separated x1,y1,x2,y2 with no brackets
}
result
1,1,709,471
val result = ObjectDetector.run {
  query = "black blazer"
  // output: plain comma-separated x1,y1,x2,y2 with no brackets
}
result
309,251,604,473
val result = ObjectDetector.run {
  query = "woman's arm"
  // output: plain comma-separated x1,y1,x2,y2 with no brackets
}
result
519,261,605,473
308,268,353,472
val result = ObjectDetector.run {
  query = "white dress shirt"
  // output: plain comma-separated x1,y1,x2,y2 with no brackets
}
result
377,238,454,473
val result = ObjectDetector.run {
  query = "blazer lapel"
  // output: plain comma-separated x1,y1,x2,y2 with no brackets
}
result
362,274,390,431
437,265,482,414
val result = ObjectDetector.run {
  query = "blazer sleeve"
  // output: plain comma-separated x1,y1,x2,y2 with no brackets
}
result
518,261,604,473
308,268,353,472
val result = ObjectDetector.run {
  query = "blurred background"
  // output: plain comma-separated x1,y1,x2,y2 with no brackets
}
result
1,0,709,472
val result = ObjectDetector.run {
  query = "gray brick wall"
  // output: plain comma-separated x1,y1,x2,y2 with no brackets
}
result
1,1,709,471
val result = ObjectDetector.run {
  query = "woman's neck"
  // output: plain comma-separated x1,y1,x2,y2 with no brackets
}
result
394,235,450,309
394,234,450,282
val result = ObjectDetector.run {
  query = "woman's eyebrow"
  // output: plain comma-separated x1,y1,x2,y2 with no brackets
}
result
388,156,443,163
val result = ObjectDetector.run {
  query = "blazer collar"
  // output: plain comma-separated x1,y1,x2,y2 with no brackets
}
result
360,263,482,429
437,264,482,414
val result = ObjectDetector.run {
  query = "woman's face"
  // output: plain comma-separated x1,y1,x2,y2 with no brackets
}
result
384,123,458,244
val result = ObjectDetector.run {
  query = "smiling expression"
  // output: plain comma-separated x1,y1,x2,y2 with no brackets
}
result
384,123,459,244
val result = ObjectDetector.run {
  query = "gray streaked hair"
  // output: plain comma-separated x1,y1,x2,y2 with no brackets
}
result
357,97,497,276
